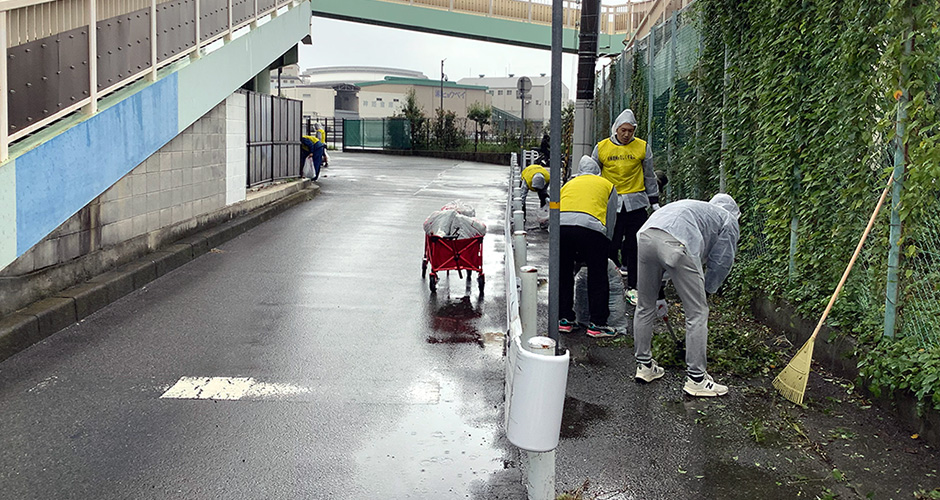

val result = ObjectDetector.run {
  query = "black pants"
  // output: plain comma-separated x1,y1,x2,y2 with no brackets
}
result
560,225,610,326
609,206,648,289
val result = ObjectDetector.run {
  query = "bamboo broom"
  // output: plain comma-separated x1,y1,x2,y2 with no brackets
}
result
772,174,896,405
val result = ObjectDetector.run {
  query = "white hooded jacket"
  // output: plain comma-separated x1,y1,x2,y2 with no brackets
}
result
590,109,658,212
639,193,740,294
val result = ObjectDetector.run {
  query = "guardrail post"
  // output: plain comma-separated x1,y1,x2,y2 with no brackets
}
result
524,335,557,500
150,0,158,81
225,0,233,41
192,0,202,59
513,209,525,233
519,265,538,347
513,230,527,274
85,0,98,115
1,11,8,161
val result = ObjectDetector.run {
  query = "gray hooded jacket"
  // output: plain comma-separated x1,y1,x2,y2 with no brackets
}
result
559,156,619,239
639,193,740,294
591,109,658,212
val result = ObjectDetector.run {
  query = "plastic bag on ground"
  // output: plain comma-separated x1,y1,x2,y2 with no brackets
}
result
573,259,628,334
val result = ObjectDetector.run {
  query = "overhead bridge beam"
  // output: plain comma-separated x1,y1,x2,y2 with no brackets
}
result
311,0,621,55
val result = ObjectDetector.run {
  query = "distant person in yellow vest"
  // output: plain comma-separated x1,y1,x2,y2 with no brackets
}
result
558,156,619,338
520,163,550,214
301,135,327,181
592,108,659,306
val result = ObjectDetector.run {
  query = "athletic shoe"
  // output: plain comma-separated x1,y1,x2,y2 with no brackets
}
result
624,289,638,306
558,318,577,333
635,360,665,383
683,374,729,397
619,266,629,277
586,324,617,338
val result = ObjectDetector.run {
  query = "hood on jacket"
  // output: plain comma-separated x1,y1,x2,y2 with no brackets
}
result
710,193,740,220
530,173,547,190
577,156,601,176
610,109,638,139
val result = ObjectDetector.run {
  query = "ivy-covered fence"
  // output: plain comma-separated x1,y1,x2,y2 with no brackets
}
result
596,0,940,406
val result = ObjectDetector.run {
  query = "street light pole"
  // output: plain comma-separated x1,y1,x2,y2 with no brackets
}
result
440,59,446,116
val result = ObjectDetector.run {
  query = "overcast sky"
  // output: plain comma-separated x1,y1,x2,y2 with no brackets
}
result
298,6,623,93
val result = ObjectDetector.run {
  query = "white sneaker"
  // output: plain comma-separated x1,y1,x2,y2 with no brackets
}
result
635,360,665,383
683,374,728,397
624,289,638,306
619,266,629,277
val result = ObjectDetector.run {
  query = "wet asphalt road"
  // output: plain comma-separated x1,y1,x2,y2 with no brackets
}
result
0,152,525,499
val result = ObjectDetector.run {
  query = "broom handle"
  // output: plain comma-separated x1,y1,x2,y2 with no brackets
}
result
809,174,896,341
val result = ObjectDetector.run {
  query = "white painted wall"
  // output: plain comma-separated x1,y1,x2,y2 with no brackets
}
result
225,93,248,205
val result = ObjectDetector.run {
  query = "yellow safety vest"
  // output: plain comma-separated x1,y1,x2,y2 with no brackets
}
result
597,138,647,195
560,175,615,225
521,165,549,190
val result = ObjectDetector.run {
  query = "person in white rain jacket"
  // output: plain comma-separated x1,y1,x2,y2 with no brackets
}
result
632,193,740,397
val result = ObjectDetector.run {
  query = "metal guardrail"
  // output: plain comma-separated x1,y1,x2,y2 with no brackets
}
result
1,0,298,161
374,0,692,38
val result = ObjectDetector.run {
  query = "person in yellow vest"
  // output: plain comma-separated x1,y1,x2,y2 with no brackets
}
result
558,156,619,338
300,135,327,181
520,163,550,214
592,108,659,306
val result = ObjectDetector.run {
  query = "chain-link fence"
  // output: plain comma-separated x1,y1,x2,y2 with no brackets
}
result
598,1,940,351
343,116,550,152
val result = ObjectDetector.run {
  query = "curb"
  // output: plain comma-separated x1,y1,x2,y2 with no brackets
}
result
0,185,318,363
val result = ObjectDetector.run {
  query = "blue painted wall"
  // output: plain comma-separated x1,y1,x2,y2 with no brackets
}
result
15,75,179,254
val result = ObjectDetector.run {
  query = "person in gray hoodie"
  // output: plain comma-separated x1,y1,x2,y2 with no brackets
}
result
558,156,620,338
632,193,740,397
592,109,659,305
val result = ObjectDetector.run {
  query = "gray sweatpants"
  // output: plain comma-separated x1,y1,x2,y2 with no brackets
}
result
633,228,709,379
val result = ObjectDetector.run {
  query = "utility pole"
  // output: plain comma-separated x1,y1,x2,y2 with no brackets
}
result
572,0,601,161
440,59,446,117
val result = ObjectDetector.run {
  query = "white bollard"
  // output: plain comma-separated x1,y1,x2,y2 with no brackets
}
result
519,266,538,347
513,196,523,213
525,336,557,500
513,209,525,233
513,230,527,274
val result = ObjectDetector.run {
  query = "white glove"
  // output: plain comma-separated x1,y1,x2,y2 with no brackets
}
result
651,203,661,211
656,299,668,319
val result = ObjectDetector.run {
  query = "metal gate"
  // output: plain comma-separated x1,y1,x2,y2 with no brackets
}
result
305,117,342,150
247,91,302,187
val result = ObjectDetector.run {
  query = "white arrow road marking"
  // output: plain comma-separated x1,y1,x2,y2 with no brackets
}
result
160,376,440,404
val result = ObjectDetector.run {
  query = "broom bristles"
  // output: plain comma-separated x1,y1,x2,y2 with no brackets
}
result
772,336,815,405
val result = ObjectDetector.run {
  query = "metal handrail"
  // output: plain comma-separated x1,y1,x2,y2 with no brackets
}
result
1,0,298,161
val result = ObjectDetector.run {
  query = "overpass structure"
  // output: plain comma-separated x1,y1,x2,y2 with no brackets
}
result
0,0,689,299
312,0,691,53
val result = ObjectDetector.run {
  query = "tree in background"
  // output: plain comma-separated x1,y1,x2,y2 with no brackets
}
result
432,109,463,150
467,102,492,152
399,89,427,149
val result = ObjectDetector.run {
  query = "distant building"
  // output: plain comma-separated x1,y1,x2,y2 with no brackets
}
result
457,75,569,127
355,77,490,120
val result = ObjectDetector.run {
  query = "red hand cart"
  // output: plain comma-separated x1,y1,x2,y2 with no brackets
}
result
422,234,485,293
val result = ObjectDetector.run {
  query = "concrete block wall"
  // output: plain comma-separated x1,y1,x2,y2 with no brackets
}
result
97,100,229,249
0,96,252,316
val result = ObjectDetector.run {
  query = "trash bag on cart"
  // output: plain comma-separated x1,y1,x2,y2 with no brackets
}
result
423,209,486,238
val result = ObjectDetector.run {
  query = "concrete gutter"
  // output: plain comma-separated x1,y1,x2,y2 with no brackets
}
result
752,297,940,448
0,180,319,362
